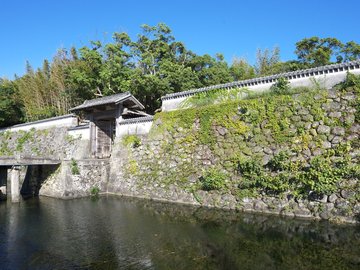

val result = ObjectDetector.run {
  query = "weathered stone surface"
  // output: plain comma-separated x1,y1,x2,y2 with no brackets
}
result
332,127,345,136
218,127,227,136
298,109,309,115
340,189,356,199
294,207,312,217
328,194,338,203
319,209,332,220
322,141,332,149
349,124,360,134
331,136,342,144
335,199,348,209
254,200,267,211
328,90,337,99
329,111,342,118
342,93,355,100
311,148,322,156
317,125,331,134
344,114,355,125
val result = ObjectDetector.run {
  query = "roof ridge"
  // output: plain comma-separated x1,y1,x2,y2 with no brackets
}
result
69,92,134,112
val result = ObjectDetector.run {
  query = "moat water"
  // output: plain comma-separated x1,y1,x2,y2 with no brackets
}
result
0,196,360,270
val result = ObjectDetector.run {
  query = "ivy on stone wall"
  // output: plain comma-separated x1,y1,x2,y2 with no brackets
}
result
0,127,79,159
128,73,359,208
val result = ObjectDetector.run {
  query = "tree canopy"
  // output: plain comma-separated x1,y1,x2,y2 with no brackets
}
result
0,23,359,127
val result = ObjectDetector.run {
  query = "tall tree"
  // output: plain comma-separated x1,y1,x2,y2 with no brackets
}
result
255,47,282,76
0,79,23,127
341,41,360,61
295,37,343,67
229,58,255,81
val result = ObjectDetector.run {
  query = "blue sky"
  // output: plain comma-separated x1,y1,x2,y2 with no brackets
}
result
1,0,359,79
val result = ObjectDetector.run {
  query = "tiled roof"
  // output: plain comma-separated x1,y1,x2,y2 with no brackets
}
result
118,116,154,125
70,92,144,111
161,60,360,100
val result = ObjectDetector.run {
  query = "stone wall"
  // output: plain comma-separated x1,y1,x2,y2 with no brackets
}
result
0,127,88,160
40,159,109,198
109,85,360,223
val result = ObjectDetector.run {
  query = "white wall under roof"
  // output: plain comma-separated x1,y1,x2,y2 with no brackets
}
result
161,68,360,112
68,126,90,140
117,121,153,137
0,114,78,133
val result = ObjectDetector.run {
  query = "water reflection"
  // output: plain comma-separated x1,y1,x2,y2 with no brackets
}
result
0,196,359,269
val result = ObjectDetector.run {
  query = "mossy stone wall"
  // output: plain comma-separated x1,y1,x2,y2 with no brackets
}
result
0,127,85,160
109,86,359,223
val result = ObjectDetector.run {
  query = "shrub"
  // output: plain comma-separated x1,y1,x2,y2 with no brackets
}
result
90,186,100,197
199,168,227,191
122,135,141,148
237,159,264,189
71,158,80,175
267,151,290,171
270,77,290,95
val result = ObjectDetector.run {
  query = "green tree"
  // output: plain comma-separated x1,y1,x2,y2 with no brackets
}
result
255,47,282,76
16,53,73,121
229,58,255,81
0,79,23,127
295,37,343,67
341,41,360,61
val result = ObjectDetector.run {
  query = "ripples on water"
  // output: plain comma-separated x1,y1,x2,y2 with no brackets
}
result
0,196,360,270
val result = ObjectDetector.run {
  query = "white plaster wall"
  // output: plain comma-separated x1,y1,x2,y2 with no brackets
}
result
0,115,78,132
117,121,153,137
162,97,187,111
68,127,90,140
161,69,360,112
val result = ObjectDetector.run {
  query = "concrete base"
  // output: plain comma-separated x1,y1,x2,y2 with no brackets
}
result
10,166,21,203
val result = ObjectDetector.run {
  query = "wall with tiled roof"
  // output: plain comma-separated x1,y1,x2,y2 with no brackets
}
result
161,60,360,111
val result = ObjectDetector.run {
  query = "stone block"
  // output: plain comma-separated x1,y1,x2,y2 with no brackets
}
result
293,207,312,218
317,125,331,134
342,93,355,101
322,141,332,149
349,124,360,134
328,194,338,203
298,108,310,115
312,121,320,128
302,114,314,122
340,189,356,199
331,126,345,136
331,136,342,144
328,111,342,118
253,200,267,211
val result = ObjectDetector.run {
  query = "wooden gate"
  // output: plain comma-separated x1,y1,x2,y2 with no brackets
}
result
94,120,113,158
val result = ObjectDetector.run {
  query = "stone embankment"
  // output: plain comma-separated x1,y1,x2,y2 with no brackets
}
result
109,85,360,223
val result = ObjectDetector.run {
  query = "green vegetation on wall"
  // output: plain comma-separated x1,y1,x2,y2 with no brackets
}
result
71,158,80,175
122,135,141,148
236,145,359,199
132,73,359,203
199,167,227,191
0,127,73,158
